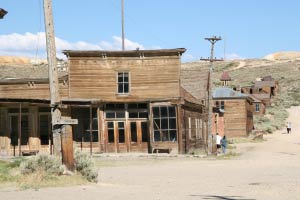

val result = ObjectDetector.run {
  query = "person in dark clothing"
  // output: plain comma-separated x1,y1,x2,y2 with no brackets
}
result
221,135,227,154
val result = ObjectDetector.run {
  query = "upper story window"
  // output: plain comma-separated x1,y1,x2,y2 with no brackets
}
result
220,101,225,110
215,101,225,110
118,72,129,94
255,103,260,112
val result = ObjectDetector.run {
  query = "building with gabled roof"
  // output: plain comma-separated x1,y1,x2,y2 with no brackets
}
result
0,49,208,156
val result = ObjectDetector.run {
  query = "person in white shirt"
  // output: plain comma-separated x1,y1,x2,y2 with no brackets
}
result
287,122,292,134
216,133,222,153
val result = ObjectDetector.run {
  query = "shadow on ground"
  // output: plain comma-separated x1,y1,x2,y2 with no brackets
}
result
189,195,256,200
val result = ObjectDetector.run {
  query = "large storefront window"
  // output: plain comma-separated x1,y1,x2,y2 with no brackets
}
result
72,107,98,142
152,106,177,142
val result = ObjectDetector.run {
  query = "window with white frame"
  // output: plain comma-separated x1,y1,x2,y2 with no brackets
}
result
255,103,260,112
117,72,129,94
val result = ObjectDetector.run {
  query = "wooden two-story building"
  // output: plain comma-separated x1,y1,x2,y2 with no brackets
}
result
0,49,207,156
212,87,254,137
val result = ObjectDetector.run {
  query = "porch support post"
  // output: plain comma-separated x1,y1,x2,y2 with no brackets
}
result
18,104,22,156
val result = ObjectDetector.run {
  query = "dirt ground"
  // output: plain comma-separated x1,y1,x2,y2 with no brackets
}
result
1,106,300,200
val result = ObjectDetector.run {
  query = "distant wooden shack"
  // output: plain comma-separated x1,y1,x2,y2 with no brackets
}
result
241,75,279,107
0,49,207,156
212,87,254,137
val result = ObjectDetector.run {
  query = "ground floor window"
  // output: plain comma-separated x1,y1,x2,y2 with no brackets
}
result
39,114,51,145
152,106,177,142
71,107,98,142
10,115,29,146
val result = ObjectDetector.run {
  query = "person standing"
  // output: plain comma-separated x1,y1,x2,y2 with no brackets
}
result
216,133,222,154
287,122,292,134
221,135,227,154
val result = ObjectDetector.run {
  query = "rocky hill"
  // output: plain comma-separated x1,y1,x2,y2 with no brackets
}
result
182,57,300,133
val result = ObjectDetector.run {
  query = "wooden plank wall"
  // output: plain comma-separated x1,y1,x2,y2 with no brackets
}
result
68,56,181,101
0,82,68,100
223,99,248,137
181,107,206,153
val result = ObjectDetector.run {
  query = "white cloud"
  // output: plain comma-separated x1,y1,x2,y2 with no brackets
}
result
225,53,244,60
0,32,144,59
182,54,196,62
99,36,144,50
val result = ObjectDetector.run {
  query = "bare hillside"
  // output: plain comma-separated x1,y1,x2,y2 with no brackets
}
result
182,59,300,132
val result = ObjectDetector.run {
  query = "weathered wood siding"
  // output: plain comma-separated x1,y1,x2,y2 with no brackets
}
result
222,99,248,137
181,107,206,153
68,57,181,101
0,83,68,100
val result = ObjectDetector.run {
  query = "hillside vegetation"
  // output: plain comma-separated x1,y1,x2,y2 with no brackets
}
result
183,58,300,133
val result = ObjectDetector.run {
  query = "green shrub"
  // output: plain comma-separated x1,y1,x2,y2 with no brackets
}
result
20,154,63,175
74,150,98,182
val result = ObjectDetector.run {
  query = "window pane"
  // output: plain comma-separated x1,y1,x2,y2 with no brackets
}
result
170,130,177,142
108,129,114,143
154,131,161,141
141,122,148,142
168,106,176,117
124,83,129,93
118,122,125,143
118,83,124,93
162,131,169,141
92,118,98,131
118,122,124,128
161,118,168,129
124,76,129,82
107,122,114,129
131,123,137,142
161,107,168,117
128,104,138,109
154,119,160,130
106,104,115,109
118,76,123,83
119,129,125,143
92,132,98,142
169,118,177,129
138,104,147,109
40,115,49,145
139,112,148,118
129,112,138,118
153,107,159,118
116,112,125,118
116,104,125,109
106,112,115,118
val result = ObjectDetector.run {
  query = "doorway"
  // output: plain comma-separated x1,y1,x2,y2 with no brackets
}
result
105,121,148,153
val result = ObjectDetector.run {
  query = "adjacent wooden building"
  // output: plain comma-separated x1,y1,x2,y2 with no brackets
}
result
212,87,254,137
0,49,207,156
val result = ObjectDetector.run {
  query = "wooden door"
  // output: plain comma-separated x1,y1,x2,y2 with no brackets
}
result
105,121,126,153
129,121,148,152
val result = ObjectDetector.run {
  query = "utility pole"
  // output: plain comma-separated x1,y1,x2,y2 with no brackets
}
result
121,0,125,51
200,36,223,155
43,0,75,171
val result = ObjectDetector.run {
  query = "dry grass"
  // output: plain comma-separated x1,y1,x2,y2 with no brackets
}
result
0,156,90,190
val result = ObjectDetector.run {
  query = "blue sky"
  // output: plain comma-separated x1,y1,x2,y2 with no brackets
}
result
1,0,300,62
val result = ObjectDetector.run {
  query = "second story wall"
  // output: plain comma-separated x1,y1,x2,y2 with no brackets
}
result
65,49,185,102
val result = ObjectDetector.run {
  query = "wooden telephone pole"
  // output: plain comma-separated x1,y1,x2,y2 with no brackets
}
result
121,0,125,51
43,0,75,171
200,36,223,155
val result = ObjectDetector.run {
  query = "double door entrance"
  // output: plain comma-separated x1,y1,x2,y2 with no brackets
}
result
105,120,148,153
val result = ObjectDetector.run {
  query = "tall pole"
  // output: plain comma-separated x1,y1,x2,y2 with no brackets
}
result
200,36,222,155
43,0,62,157
121,0,125,51
44,0,75,171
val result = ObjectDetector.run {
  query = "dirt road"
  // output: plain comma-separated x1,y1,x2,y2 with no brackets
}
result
1,107,300,200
